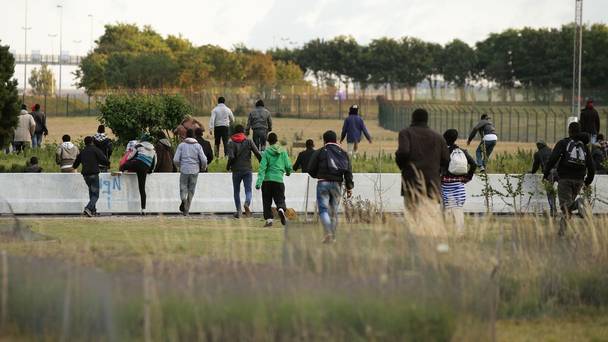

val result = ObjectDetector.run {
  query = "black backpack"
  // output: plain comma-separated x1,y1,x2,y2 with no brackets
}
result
564,139,587,168
325,145,349,176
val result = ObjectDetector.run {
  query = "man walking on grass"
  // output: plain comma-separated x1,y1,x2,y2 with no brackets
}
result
579,98,600,144
209,96,235,156
174,129,207,216
544,122,595,236
308,130,353,243
293,139,315,173
72,136,110,217
246,100,272,151
256,133,292,227
227,124,261,218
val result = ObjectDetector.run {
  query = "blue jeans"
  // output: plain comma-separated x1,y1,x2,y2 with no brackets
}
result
32,133,43,148
475,140,496,168
83,174,100,213
232,171,253,213
317,181,342,236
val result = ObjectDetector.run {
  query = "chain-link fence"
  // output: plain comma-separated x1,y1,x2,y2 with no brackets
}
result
379,100,608,143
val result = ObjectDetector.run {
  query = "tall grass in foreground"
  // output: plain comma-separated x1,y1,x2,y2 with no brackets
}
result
0,204,607,340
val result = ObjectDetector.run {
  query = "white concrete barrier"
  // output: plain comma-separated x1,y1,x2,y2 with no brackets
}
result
1,173,607,215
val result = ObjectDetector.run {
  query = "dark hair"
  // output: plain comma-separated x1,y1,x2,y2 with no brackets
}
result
348,105,359,115
323,130,337,143
194,127,204,137
62,134,71,142
568,122,581,137
255,99,264,107
481,114,489,120
411,108,428,124
305,139,314,149
97,125,105,133
267,132,278,145
29,157,38,165
186,128,195,138
21,104,27,110
34,104,41,111
233,124,245,134
218,96,225,104
443,129,458,145
156,131,167,139
84,136,94,145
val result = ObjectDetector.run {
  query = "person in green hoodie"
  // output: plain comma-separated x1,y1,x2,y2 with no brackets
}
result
255,132,293,227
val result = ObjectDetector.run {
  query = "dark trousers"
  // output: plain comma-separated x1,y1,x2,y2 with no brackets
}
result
12,141,27,154
261,181,286,220
252,129,268,151
120,160,150,210
558,178,584,219
214,126,230,156
83,174,100,212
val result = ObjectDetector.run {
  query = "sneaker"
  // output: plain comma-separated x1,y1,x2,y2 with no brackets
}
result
243,203,252,217
264,219,273,228
84,208,93,217
479,166,486,173
321,234,333,244
179,201,185,213
233,212,240,219
278,208,287,226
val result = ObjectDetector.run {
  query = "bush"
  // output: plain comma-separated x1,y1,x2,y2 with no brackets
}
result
98,93,192,143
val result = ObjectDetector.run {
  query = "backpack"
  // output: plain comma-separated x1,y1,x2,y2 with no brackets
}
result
325,145,349,176
448,148,469,175
564,139,587,168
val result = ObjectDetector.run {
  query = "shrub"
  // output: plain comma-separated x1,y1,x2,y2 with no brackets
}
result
98,93,192,143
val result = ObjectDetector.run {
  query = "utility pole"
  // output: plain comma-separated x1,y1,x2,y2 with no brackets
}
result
22,0,32,101
570,0,583,122
88,14,94,52
57,4,63,97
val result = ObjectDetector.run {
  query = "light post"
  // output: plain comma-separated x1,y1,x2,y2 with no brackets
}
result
22,0,32,100
88,14,94,52
571,0,584,123
57,4,63,97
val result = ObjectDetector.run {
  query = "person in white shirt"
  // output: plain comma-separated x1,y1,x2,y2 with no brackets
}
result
209,96,235,157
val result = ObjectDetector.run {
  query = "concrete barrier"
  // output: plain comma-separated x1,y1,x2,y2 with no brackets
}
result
1,173,607,215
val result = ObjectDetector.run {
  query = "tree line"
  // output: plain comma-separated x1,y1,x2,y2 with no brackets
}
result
78,23,608,102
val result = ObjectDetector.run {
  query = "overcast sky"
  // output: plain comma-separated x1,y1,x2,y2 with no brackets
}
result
1,0,607,56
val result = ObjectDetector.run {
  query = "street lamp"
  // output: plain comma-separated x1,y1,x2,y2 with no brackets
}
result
57,4,63,97
22,0,32,100
88,14,94,52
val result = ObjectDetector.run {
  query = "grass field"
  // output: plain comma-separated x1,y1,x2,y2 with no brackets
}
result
0,211,607,340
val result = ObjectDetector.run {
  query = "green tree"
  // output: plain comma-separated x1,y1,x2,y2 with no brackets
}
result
0,42,19,148
441,39,476,101
368,37,401,97
394,37,432,101
28,64,56,96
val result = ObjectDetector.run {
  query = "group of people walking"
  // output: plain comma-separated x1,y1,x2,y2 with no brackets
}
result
9,103,47,154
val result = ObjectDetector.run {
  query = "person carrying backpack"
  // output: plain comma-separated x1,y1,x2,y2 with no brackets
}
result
441,129,476,233
119,134,157,214
255,133,292,227
544,122,595,236
308,130,354,244
467,114,498,172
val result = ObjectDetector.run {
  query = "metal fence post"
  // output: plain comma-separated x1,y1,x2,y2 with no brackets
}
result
65,94,69,117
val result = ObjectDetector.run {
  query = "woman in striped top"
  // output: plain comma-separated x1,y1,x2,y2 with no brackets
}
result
442,129,477,233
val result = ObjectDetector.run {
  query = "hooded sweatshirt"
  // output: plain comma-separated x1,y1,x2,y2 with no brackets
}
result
226,133,261,172
256,144,292,187
14,110,36,142
130,141,157,170
544,134,595,184
56,141,80,169
93,132,113,159
174,137,207,175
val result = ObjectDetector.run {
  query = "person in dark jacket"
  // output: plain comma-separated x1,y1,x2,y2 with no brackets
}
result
340,105,372,158
396,108,450,211
308,130,353,243
579,98,600,144
246,100,272,151
529,140,558,216
441,129,476,233
591,143,607,175
544,122,595,236
467,114,498,171
31,104,48,148
293,139,315,173
93,125,113,172
24,156,43,173
226,124,262,218
73,136,110,217
154,131,176,172
194,128,214,171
